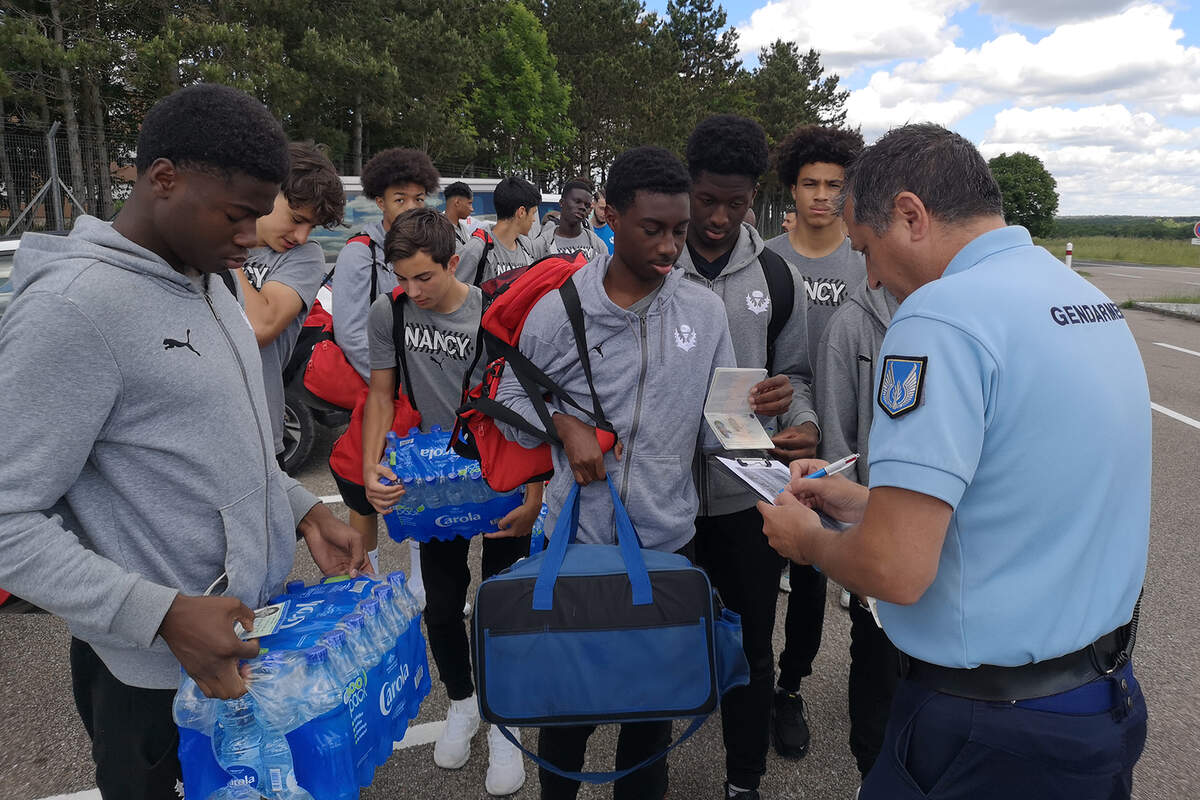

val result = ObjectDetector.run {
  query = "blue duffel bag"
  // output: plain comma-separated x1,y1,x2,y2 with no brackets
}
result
471,476,750,783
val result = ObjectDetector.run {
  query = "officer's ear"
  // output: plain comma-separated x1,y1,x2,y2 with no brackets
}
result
892,192,930,243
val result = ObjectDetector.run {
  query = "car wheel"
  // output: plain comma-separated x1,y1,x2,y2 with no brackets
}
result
282,392,315,474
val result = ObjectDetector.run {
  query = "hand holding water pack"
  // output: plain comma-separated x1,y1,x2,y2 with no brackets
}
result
379,427,523,542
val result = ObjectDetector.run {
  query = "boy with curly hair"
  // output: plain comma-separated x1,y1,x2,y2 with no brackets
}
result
332,147,440,576
766,123,865,770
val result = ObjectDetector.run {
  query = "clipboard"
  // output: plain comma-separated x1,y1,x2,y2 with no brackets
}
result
714,456,848,531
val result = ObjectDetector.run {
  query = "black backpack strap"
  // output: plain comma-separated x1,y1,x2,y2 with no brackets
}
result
390,292,417,412
759,247,794,375
472,228,495,287
219,269,238,297
558,277,608,427
368,238,381,302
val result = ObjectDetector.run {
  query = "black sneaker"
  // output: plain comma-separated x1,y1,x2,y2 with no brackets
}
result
724,782,761,799
772,687,811,759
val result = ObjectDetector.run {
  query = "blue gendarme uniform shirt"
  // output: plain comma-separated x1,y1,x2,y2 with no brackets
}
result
867,226,1150,669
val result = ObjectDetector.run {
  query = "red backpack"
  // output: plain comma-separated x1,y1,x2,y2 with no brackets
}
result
296,233,384,410
452,255,617,492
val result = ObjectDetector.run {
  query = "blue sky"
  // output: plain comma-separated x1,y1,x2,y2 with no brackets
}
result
646,1,1200,215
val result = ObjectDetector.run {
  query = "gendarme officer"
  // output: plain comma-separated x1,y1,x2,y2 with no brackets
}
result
760,124,1149,799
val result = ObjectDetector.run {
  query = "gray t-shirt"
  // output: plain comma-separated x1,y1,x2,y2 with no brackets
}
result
457,234,542,286
242,242,327,453
764,234,865,379
539,227,607,262
367,286,487,432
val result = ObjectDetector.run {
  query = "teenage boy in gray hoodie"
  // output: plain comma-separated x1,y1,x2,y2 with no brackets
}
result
331,147,440,577
815,280,902,782
495,146,736,800
0,84,366,800
677,114,819,800
766,124,866,761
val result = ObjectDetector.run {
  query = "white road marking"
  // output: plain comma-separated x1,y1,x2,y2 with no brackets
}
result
1110,272,1145,279
1154,342,1200,359
395,720,444,750
34,791,100,800
1081,262,1200,275
319,494,344,505
1152,403,1200,431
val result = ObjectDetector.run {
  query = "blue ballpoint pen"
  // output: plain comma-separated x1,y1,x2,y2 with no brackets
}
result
804,453,859,480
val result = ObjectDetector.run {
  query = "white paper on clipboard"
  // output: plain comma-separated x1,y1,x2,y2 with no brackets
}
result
704,367,774,451
714,456,850,532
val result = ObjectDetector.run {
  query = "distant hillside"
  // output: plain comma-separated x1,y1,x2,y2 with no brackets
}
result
1053,216,1196,240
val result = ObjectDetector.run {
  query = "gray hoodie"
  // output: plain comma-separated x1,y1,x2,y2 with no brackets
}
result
676,223,818,516
332,220,397,381
0,217,318,690
815,280,899,485
495,256,736,553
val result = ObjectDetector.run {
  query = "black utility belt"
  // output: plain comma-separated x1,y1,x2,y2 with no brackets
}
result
898,624,1132,703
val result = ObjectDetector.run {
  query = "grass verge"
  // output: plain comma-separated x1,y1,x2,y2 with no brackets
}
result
1035,236,1200,267
1119,295,1200,309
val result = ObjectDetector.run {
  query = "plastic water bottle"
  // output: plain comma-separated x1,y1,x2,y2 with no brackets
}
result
529,502,549,555
288,646,358,800
246,653,305,734
206,781,261,800
446,471,467,506
359,597,402,763
261,725,311,799
213,696,265,793
371,584,409,639
318,629,373,788
173,675,216,732
386,571,422,619
339,613,382,670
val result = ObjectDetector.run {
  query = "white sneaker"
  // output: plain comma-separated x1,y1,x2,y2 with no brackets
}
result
463,600,473,619
779,571,792,593
840,587,852,609
486,724,526,796
433,697,480,769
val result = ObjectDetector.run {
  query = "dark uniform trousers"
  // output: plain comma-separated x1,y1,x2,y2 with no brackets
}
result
71,638,183,800
848,597,900,778
420,532,530,701
861,661,1147,800
693,507,784,791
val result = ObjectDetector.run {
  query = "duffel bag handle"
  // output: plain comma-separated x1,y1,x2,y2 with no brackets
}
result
532,476,653,611
493,717,707,784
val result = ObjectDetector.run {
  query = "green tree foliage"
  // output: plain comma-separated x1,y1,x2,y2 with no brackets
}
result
749,40,848,147
471,2,574,174
988,152,1059,238
1,0,850,213
666,0,746,127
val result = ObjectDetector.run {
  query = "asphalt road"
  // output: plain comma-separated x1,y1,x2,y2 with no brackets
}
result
2,260,1198,800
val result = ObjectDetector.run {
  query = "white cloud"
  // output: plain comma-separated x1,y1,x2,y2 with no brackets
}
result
736,0,966,70
986,105,1193,150
979,109,1200,215
976,0,1135,27
901,5,1200,107
845,71,980,133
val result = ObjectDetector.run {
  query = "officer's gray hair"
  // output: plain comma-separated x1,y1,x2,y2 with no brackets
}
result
839,123,1003,235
